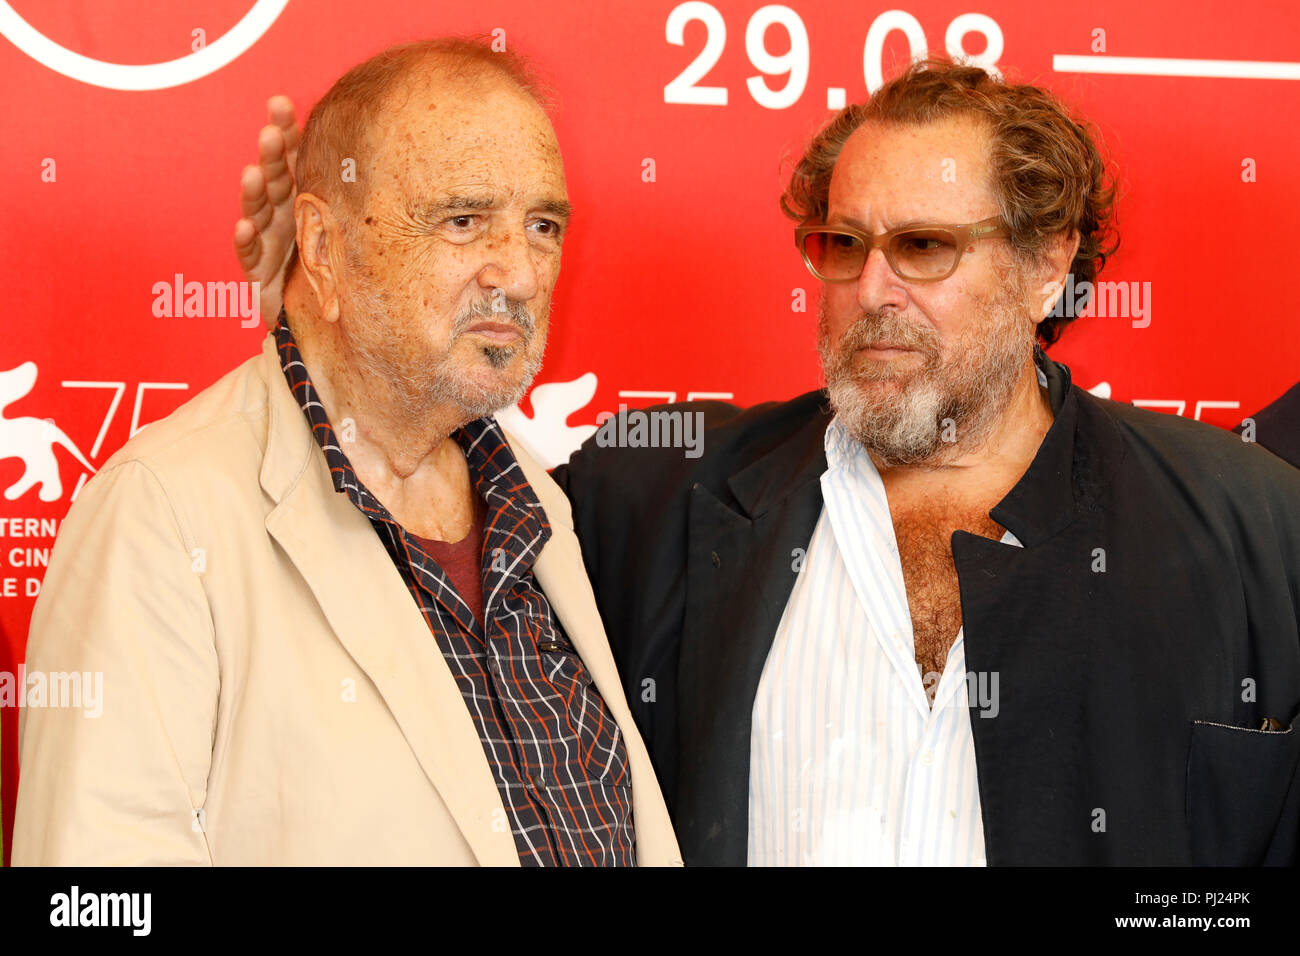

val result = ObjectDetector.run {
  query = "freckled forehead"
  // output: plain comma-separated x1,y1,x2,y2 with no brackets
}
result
368,76,566,196
828,116,997,225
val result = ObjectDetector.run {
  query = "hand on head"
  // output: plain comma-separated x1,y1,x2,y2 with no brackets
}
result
233,95,301,328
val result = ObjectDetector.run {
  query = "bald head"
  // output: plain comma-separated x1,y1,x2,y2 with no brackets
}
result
295,37,549,220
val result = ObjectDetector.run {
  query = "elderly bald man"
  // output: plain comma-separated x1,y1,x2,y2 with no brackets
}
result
13,38,680,867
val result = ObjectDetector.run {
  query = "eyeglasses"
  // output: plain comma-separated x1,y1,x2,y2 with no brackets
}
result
794,216,1010,283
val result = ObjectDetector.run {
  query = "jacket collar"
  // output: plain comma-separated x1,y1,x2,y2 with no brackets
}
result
990,349,1125,548
986,347,1077,547
258,331,319,505
726,400,833,520
253,331,521,866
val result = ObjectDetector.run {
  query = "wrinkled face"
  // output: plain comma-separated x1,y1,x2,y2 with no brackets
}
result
336,72,569,424
818,116,1037,465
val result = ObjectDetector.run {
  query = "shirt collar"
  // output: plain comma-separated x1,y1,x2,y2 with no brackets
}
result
272,308,548,532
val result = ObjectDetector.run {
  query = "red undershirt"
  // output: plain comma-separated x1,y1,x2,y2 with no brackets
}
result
411,495,486,629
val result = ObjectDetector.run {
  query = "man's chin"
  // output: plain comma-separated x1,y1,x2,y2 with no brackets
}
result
455,381,528,418
851,347,927,370
478,342,526,370
839,373,914,402
456,363,539,416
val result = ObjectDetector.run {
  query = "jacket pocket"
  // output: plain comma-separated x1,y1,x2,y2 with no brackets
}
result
1186,718,1300,865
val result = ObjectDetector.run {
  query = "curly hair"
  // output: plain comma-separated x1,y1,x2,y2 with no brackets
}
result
781,56,1118,346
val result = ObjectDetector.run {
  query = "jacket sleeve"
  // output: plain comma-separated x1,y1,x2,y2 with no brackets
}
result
12,459,219,865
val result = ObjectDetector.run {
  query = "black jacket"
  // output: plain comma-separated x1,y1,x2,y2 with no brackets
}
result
554,356,1300,865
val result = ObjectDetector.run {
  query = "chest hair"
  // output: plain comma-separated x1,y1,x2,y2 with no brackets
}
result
891,504,1004,701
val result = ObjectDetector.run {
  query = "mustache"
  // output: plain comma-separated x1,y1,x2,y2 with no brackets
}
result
835,311,941,358
452,295,537,340
822,310,943,383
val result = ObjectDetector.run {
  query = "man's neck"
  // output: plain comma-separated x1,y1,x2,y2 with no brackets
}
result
874,360,1055,504
285,297,479,541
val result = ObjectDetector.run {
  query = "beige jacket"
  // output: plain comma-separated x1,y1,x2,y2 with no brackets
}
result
13,334,681,866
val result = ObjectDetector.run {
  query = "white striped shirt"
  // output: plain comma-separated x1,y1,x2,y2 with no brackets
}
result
748,416,1020,866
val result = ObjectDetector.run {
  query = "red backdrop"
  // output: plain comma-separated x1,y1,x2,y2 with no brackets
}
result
2,0,1298,861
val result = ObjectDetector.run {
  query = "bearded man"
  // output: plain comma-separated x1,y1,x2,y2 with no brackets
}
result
13,38,680,866
556,58,1300,866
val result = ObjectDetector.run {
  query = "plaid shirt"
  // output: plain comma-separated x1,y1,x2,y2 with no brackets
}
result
274,312,635,866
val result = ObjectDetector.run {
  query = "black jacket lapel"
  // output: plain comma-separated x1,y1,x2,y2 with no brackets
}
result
953,355,1131,864
676,410,829,865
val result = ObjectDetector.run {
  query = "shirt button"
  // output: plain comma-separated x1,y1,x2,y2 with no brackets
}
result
532,776,548,793
921,750,934,766
711,551,721,568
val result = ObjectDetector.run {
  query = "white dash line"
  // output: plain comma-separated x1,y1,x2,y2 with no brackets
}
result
1052,54,1300,81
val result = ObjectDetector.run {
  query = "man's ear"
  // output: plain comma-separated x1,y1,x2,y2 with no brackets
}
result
1030,228,1083,327
293,193,346,324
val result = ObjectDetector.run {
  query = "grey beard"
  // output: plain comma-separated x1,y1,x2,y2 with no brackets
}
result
439,295,543,416
819,288,1033,468
341,286,544,425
